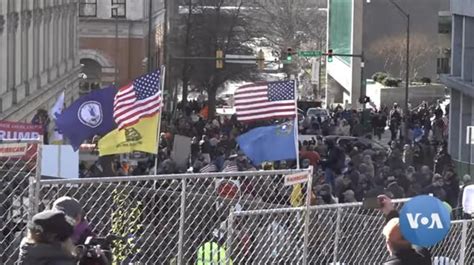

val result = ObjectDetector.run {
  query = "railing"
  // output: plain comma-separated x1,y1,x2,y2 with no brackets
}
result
38,169,311,264
1,138,472,265
230,200,474,265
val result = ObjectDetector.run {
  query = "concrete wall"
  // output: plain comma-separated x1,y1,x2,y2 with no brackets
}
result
366,82,446,109
451,0,474,18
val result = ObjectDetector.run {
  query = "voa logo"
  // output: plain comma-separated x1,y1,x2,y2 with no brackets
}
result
405,213,444,229
399,195,451,247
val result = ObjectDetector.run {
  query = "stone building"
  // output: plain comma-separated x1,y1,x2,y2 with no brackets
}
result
442,0,474,175
0,0,81,122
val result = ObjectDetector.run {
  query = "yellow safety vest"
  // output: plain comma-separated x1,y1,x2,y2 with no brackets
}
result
196,241,233,265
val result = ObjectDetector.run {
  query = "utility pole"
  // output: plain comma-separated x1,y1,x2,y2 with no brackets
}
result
405,14,410,141
368,0,410,140
147,0,153,72
113,7,119,86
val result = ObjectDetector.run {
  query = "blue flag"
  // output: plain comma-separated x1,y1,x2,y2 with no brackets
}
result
237,122,297,164
56,87,117,151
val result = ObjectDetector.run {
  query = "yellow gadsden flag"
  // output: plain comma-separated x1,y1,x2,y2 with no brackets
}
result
98,114,160,156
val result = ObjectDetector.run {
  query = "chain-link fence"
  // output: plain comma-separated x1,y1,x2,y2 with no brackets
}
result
2,143,473,265
231,200,474,265
0,140,41,265
38,169,311,264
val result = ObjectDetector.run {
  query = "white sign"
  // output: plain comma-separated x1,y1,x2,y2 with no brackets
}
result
41,145,79,179
171,135,192,168
284,172,309,186
467,126,474,144
225,54,256,64
311,58,320,85
0,143,28,157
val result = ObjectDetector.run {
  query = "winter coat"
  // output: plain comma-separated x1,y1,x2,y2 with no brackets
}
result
17,240,77,265
443,180,460,208
383,247,432,265
327,146,345,174
434,153,452,174
383,211,432,265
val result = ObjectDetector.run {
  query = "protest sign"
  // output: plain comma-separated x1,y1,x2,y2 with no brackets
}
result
171,135,191,168
0,121,42,140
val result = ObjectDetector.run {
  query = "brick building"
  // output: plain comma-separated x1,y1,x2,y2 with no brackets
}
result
78,0,165,94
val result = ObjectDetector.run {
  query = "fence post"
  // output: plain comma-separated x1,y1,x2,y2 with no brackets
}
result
303,167,313,265
226,207,234,264
177,178,187,265
333,207,341,265
29,140,43,220
460,220,467,265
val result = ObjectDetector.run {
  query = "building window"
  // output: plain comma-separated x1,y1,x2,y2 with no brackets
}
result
438,15,451,34
79,0,97,17
437,57,450,74
111,0,126,18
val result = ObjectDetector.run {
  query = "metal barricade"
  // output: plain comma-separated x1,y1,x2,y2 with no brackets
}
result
38,169,311,264
0,139,42,265
231,200,474,265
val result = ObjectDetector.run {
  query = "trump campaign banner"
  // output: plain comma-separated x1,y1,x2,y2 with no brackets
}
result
0,121,43,158
0,121,43,140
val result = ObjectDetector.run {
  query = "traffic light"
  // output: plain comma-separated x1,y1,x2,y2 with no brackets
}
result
327,49,333,62
359,96,371,104
286,48,294,62
257,49,265,70
216,49,224,69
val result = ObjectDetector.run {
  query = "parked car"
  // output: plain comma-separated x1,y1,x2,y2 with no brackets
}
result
306,108,330,121
323,135,387,152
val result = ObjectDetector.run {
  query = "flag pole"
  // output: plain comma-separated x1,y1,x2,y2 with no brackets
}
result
293,79,300,170
154,65,166,175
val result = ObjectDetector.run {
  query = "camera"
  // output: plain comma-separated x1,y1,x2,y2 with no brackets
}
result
77,235,125,265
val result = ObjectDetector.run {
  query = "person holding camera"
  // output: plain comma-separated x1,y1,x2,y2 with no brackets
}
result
53,196,94,245
53,197,114,265
18,209,77,265
378,195,432,265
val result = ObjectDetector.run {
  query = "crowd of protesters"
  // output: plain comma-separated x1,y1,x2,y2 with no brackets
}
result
78,99,473,211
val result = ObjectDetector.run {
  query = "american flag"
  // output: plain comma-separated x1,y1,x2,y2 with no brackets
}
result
234,80,296,122
113,70,162,129
200,163,218,173
222,163,239,172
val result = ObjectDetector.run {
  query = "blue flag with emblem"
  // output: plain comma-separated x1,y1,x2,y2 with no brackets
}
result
56,86,117,151
237,122,297,164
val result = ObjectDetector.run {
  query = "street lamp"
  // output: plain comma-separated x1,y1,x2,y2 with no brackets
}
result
367,0,410,140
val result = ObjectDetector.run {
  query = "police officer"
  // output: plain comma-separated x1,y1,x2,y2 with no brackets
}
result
196,226,233,265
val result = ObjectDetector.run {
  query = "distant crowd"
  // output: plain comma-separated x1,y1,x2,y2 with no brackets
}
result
78,99,473,212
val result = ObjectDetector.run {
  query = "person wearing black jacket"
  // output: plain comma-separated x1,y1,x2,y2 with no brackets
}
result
324,139,345,189
378,195,432,265
18,210,77,265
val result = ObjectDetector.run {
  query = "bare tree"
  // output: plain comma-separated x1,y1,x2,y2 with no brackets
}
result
248,0,326,77
370,34,437,81
170,0,260,118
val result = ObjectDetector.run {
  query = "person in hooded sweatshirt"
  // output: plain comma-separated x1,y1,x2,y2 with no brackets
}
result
18,209,77,265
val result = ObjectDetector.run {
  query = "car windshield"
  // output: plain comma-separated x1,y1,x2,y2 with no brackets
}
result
307,109,327,116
